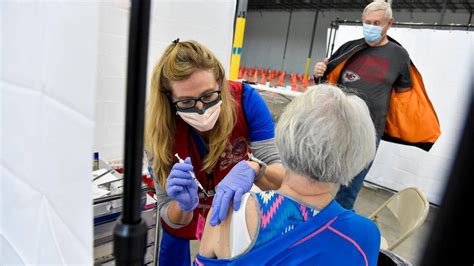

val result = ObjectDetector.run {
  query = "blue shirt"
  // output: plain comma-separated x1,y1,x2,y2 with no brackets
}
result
253,191,321,248
194,198,380,266
241,82,275,142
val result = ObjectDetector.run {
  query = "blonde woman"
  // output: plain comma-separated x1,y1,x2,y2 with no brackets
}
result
145,39,284,265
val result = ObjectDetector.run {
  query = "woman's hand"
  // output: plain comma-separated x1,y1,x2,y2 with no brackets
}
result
166,157,199,212
209,161,256,226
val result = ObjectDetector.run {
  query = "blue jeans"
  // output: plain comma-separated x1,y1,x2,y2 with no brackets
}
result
335,137,381,210
159,227,191,266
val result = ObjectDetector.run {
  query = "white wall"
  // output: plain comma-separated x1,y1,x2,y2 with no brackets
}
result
1,1,97,264
94,2,130,161
242,10,471,74
94,0,236,161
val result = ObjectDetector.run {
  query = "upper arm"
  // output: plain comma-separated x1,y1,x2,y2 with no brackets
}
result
241,83,275,142
366,222,381,266
147,156,170,204
395,49,412,90
148,161,172,209
199,207,232,258
352,217,381,266
249,138,281,165
199,195,259,259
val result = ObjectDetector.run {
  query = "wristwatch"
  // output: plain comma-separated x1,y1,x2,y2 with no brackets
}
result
247,153,267,180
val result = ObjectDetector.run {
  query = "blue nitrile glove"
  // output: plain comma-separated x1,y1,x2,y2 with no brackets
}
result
166,157,199,212
210,160,256,226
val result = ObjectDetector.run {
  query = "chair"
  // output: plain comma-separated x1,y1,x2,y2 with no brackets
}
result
377,249,412,266
368,187,429,251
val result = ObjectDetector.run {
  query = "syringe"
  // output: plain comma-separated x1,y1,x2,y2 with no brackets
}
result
175,153,209,197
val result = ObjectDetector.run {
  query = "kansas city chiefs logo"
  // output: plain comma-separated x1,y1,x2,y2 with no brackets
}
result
342,70,360,83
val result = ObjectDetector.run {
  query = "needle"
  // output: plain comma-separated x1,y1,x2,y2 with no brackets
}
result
175,153,209,197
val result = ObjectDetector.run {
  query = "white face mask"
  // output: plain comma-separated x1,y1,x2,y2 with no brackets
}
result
177,101,222,132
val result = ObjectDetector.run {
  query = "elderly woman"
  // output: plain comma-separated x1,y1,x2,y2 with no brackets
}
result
194,84,381,265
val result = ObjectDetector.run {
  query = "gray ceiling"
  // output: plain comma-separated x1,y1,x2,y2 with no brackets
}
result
247,0,474,12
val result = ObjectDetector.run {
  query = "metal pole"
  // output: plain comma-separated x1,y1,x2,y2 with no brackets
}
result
236,0,248,16
330,20,338,56
122,0,149,227
281,9,293,71
308,9,319,59
304,9,319,78
317,20,334,84
325,23,333,58
439,0,448,24
113,0,151,265
468,11,473,31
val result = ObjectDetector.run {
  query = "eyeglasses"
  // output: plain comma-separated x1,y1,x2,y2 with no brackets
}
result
171,89,221,112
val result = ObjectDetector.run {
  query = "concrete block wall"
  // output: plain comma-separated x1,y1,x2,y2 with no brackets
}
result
94,0,236,161
1,1,98,264
94,2,129,161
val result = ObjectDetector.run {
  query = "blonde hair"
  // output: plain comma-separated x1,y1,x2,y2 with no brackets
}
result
363,0,393,21
145,40,236,189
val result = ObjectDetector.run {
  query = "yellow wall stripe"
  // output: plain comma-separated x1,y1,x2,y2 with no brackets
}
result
230,17,246,80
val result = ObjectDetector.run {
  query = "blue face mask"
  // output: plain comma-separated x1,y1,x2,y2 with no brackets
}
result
363,24,383,43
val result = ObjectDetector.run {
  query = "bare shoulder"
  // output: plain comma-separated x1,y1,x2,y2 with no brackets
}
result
199,206,232,258
198,194,260,259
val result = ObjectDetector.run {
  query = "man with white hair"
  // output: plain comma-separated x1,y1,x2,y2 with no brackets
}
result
314,0,440,210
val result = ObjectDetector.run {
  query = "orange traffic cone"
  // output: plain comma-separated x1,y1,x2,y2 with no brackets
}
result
260,69,267,84
291,73,298,91
277,71,286,87
238,67,244,79
302,76,309,91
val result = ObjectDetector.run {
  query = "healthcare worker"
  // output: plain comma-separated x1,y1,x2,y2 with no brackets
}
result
145,39,284,265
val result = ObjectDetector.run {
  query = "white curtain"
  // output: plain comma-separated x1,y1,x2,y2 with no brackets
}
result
1,1,99,264
330,25,473,204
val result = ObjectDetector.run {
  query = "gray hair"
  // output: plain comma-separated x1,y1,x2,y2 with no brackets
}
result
363,0,393,21
276,84,376,186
